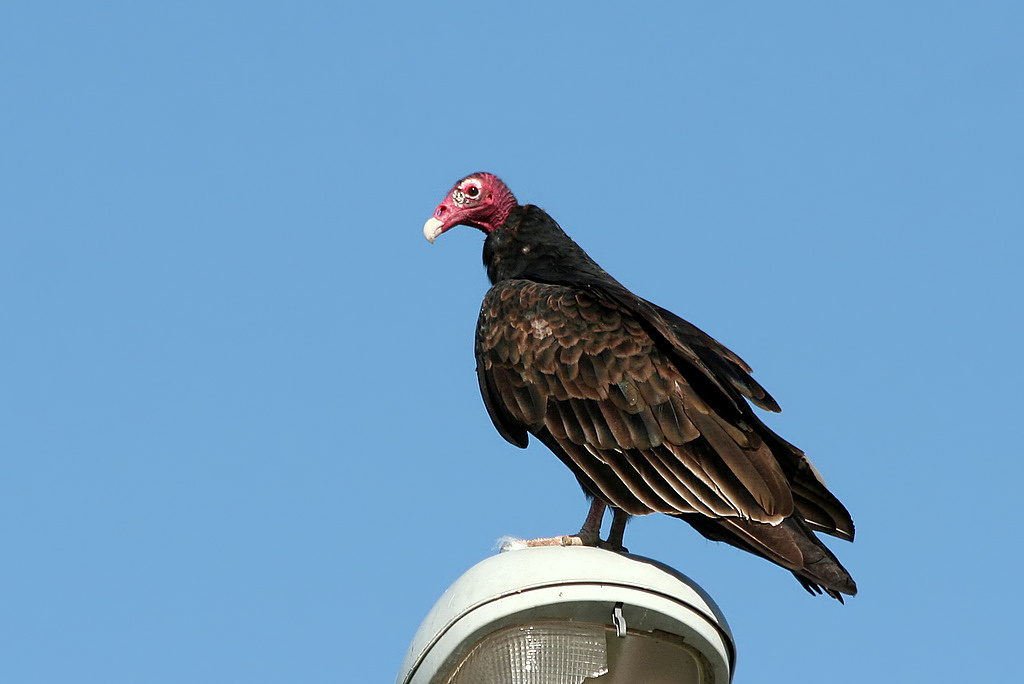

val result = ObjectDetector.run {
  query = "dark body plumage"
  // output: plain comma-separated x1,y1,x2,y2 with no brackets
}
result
474,203,857,600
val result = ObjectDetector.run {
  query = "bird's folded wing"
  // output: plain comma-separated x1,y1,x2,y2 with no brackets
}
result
476,280,794,522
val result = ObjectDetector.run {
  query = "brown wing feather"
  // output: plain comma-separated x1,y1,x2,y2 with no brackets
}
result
475,280,793,524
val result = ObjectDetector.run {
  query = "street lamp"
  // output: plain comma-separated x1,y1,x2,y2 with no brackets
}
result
397,546,734,683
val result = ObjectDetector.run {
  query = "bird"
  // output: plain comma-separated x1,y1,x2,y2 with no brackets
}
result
423,172,857,601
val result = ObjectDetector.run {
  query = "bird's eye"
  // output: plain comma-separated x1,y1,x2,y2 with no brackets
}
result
466,185,480,198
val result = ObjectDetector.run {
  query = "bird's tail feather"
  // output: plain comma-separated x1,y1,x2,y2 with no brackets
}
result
677,513,857,601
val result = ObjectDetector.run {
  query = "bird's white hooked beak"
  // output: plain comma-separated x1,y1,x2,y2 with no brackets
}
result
423,217,444,243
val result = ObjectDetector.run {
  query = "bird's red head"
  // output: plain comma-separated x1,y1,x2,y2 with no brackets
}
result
423,172,518,243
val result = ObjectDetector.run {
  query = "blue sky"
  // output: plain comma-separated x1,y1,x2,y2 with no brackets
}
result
2,2,1021,682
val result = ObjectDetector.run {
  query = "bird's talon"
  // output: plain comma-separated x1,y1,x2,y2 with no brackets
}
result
597,540,628,553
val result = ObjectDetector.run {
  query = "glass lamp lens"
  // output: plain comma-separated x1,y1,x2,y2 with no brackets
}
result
447,622,609,684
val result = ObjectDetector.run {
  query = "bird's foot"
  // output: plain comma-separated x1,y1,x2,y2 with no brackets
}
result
496,531,627,553
597,537,629,553
496,501,629,553
497,533,589,551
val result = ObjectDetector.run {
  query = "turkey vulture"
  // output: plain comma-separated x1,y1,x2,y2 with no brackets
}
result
424,172,857,600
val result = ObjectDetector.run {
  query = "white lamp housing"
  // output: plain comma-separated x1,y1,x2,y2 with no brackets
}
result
397,546,734,683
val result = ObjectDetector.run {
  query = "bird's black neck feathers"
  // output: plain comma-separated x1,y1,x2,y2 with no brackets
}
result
483,205,618,288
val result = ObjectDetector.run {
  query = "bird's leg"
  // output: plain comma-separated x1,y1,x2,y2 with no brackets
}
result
576,498,608,545
604,508,630,552
520,499,607,548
